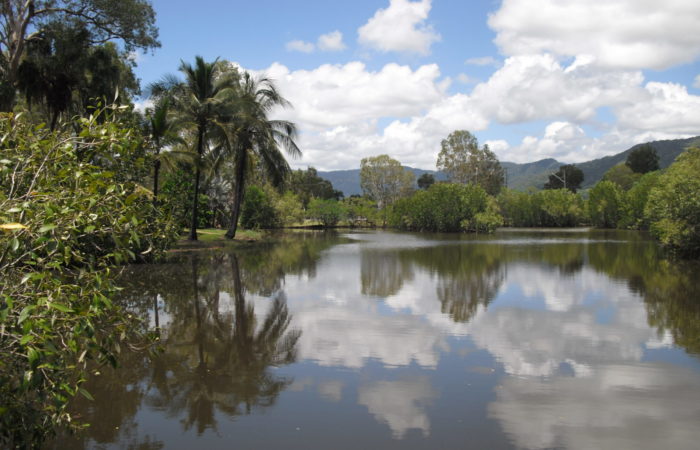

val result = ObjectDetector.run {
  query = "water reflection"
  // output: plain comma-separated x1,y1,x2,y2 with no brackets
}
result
56,230,700,449
60,250,301,448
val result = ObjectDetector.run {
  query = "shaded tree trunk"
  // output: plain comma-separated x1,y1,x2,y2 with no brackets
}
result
225,151,247,239
189,127,205,240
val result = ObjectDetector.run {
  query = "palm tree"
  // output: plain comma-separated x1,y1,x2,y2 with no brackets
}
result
151,56,238,240
223,72,301,239
145,97,183,204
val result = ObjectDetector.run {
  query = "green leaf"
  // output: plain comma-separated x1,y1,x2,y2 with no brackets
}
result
78,387,94,401
18,305,35,324
20,334,33,345
27,347,40,367
39,224,57,233
49,303,74,313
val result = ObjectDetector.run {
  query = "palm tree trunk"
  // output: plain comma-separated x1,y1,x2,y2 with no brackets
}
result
153,138,161,205
225,151,247,239
189,127,205,240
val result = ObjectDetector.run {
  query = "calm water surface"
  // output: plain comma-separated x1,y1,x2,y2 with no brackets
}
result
57,229,700,449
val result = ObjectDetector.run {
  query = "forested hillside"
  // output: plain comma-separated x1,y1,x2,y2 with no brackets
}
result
318,136,700,195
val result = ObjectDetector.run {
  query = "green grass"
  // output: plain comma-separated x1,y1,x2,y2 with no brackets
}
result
172,228,265,250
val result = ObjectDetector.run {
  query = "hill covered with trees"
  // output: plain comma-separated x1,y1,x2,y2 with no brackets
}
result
318,136,700,195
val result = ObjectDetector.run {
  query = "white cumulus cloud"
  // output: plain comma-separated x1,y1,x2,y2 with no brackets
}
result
358,0,440,55
285,39,315,53
318,30,346,51
489,0,700,70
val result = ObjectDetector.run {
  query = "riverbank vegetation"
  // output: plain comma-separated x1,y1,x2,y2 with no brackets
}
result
2,1,700,446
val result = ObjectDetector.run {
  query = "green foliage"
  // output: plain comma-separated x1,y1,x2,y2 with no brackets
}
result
535,189,585,227
273,191,305,226
287,167,341,208
159,168,213,229
497,188,584,227
544,164,584,193
589,180,623,228
645,147,700,257
497,189,537,227
601,163,641,191
0,109,178,446
240,186,278,229
390,183,499,232
360,154,415,209
0,0,159,111
436,130,505,195
618,171,661,230
308,199,347,227
343,196,379,227
417,173,435,190
463,196,503,233
626,143,660,174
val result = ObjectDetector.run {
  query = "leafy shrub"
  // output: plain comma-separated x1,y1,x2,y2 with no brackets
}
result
0,110,178,446
308,198,346,227
240,185,278,229
273,191,304,226
390,183,500,232
618,171,661,230
645,147,700,257
497,188,584,227
589,181,623,228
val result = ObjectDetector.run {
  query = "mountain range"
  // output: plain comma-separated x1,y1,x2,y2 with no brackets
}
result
317,136,700,196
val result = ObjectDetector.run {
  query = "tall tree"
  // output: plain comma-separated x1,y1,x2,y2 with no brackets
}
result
223,72,300,239
145,97,183,204
0,0,159,110
544,164,584,193
436,130,504,195
17,21,139,129
152,56,238,240
286,167,341,208
360,154,415,219
417,173,435,190
626,143,660,174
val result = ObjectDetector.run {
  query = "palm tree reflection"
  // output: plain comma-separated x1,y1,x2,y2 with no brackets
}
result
145,252,301,434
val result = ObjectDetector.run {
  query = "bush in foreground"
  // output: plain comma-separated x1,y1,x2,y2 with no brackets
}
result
0,110,178,446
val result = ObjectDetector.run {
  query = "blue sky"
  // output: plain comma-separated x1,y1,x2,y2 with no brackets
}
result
134,0,700,170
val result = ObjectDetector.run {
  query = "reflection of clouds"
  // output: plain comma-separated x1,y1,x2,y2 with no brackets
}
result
505,263,632,312
293,304,445,368
318,380,343,402
466,304,654,377
357,377,437,439
286,243,673,373
466,266,664,377
285,250,448,368
489,363,700,450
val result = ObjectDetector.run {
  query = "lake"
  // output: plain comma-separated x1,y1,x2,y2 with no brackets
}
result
55,229,700,449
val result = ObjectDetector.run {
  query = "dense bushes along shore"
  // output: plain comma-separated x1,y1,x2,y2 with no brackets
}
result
237,147,700,258
0,109,179,446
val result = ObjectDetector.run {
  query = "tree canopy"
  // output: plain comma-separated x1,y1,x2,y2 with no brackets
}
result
544,164,584,193
626,143,660,174
417,173,435,190
0,0,159,110
360,154,415,210
436,130,504,195
646,147,700,257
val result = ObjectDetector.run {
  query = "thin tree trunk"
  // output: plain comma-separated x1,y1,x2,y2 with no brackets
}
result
153,158,161,205
50,109,59,131
189,127,205,240
225,151,247,239
153,136,161,206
